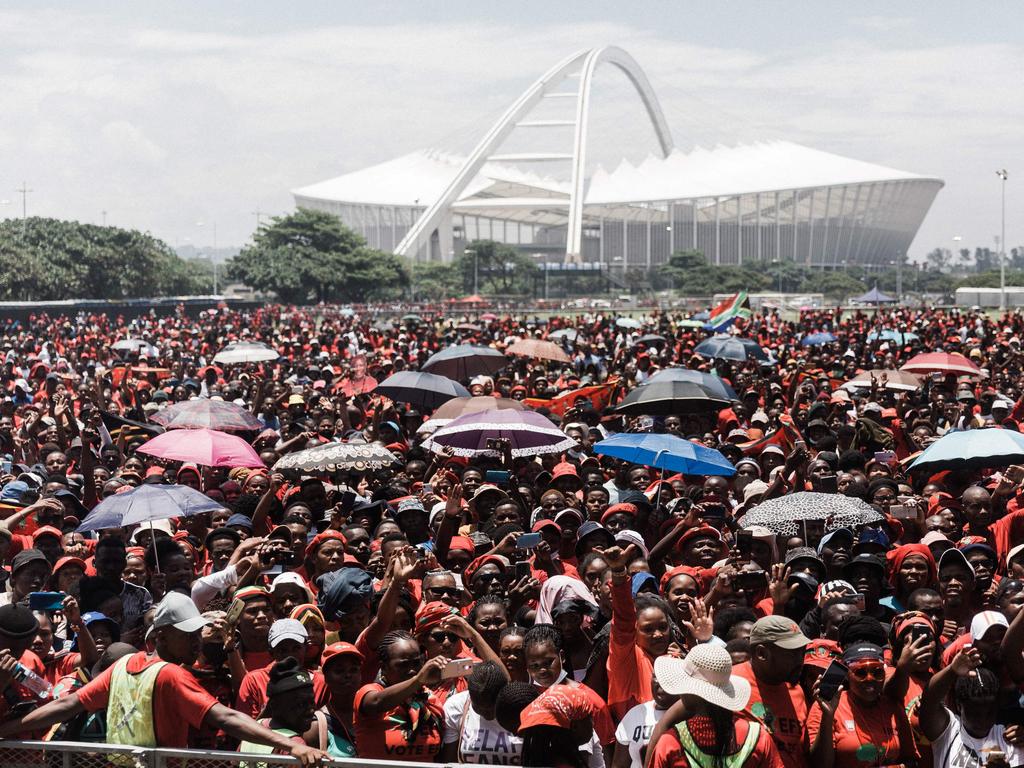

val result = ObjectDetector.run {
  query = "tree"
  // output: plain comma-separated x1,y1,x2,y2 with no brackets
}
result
452,240,538,295
227,208,408,303
410,261,458,302
925,248,953,273
0,217,209,300
658,250,771,295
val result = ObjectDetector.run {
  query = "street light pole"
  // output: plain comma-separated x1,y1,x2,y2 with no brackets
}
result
998,170,1008,311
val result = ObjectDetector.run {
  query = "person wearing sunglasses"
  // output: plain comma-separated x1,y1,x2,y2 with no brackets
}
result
807,642,918,768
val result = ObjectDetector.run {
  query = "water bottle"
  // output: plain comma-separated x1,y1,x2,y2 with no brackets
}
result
12,662,53,698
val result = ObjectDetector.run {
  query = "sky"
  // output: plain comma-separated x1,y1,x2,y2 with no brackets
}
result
1,1,1022,261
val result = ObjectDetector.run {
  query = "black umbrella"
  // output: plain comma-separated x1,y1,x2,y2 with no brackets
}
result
374,371,470,408
694,335,769,363
615,381,730,416
422,344,507,381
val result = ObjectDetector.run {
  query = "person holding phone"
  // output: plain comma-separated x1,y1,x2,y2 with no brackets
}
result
807,642,917,768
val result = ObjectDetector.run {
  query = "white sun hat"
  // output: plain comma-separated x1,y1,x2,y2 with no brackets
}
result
654,645,751,712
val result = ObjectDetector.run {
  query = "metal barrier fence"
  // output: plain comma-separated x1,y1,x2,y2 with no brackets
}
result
0,741,446,768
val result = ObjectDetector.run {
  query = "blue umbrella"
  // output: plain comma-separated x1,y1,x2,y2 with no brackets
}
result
694,335,769,363
801,332,837,346
645,368,738,401
78,483,224,532
908,429,1024,472
867,330,919,343
593,432,736,477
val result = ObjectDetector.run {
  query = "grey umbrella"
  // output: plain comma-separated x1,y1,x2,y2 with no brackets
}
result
740,492,884,537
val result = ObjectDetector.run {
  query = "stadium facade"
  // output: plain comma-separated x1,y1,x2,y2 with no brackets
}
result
294,47,943,272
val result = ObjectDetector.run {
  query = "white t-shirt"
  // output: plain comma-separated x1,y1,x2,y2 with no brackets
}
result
932,706,1024,768
614,700,667,768
443,690,522,764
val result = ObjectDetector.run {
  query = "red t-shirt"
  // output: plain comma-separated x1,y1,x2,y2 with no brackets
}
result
353,682,444,760
236,662,328,719
76,652,218,748
0,650,49,739
732,661,808,768
805,692,918,768
649,716,784,768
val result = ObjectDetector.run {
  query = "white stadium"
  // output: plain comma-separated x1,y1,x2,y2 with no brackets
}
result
294,46,943,273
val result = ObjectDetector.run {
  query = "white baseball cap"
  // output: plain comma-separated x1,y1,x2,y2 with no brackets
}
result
268,618,308,648
271,572,312,600
970,610,1009,640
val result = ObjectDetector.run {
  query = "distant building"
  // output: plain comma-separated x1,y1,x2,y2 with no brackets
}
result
294,47,943,272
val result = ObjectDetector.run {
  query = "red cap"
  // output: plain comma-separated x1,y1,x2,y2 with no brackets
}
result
52,556,87,575
532,519,561,535
32,525,63,541
321,641,364,669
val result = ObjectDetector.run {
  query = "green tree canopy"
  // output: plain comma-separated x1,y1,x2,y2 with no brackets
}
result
227,208,408,303
453,240,538,295
0,217,209,300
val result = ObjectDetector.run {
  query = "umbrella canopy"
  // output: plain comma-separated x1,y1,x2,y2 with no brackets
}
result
900,352,983,377
150,398,263,432
854,287,896,303
694,335,769,363
615,381,730,416
112,338,159,357
593,433,735,477
273,441,398,473
401,314,422,323
616,317,642,329
867,330,919,343
548,329,579,342
842,370,922,392
645,368,738,401
800,332,837,346
136,428,264,467
374,371,470,408
418,396,528,433
421,344,508,381
77,483,225,532
424,409,575,458
480,313,498,321
740,492,885,537
212,341,279,365
679,318,706,328
505,339,572,363
908,429,1024,472
633,334,667,347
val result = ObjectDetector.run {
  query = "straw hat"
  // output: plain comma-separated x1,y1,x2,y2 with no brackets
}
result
654,645,750,712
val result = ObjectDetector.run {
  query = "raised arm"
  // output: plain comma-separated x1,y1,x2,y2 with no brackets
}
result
918,646,982,741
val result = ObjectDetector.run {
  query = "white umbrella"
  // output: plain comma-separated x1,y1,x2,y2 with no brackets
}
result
213,341,279,365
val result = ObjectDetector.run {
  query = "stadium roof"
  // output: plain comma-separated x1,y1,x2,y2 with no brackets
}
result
293,140,934,210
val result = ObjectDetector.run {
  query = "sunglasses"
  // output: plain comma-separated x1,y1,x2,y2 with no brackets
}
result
427,586,461,598
849,664,885,681
428,631,459,644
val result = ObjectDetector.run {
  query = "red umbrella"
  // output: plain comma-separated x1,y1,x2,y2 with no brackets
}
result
506,338,571,363
900,352,984,377
136,428,264,467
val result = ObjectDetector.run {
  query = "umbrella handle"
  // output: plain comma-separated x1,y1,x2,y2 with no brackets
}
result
150,520,160,573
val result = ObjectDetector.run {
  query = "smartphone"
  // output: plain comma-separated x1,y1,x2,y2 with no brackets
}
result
422,483,433,495
440,658,479,680
338,490,356,516
890,504,917,520
28,592,65,612
261,565,285,576
0,459,11,475
225,598,245,626
793,440,807,453
874,451,897,464
736,530,754,562
485,470,511,487
514,561,532,581
817,659,848,701
853,593,866,611
818,474,839,494
516,532,542,549
485,438,503,450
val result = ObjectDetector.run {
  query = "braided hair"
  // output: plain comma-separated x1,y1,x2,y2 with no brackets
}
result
377,630,418,683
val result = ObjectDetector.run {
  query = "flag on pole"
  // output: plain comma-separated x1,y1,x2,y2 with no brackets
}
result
705,291,752,332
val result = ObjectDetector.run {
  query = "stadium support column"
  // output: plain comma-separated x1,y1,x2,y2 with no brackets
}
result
438,212,454,264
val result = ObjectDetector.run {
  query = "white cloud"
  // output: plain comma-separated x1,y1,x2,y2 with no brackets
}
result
0,11,1020,258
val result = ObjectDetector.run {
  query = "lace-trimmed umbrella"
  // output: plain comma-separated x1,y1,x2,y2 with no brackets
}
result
423,409,575,458
740,492,884,537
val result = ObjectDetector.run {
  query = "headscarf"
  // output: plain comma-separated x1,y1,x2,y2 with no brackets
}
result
413,601,459,636
316,568,372,622
885,543,937,590
659,565,707,596
463,554,509,586
535,575,598,625
519,686,594,730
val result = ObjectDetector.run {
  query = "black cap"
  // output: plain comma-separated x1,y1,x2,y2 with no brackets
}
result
842,553,886,577
0,603,41,639
205,527,241,549
11,548,51,574
265,656,314,698
843,642,885,664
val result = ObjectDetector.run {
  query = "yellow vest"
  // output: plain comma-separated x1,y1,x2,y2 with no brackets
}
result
106,655,169,748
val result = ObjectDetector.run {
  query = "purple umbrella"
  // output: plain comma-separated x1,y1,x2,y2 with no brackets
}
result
423,408,575,458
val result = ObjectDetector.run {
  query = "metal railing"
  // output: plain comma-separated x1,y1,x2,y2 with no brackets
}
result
0,741,446,768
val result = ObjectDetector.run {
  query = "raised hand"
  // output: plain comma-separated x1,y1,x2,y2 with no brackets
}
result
681,597,715,643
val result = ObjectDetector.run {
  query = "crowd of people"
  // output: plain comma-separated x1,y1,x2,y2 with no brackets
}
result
0,301,1023,768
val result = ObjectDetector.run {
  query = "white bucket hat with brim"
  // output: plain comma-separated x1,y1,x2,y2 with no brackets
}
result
654,646,751,712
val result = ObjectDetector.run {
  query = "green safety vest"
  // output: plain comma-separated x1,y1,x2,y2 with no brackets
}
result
106,655,168,749
239,726,300,768
674,720,762,768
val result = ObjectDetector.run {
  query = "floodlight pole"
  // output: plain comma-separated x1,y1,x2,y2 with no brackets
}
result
997,170,1008,312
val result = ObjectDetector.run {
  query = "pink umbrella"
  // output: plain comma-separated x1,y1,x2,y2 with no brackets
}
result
136,428,264,468
900,352,984,377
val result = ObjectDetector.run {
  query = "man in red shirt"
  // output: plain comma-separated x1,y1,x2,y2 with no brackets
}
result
0,604,52,739
0,593,325,765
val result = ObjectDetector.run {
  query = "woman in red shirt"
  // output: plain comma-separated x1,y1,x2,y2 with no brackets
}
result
807,642,918,768
353,630,447,760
